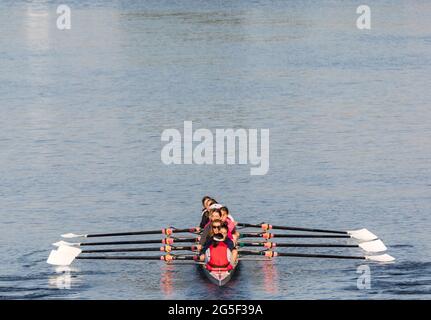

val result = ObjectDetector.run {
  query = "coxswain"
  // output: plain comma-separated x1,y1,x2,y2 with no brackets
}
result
200,225,237,270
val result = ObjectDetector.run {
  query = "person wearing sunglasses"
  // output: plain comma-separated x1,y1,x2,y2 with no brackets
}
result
199,209,222,246
199,220,237,269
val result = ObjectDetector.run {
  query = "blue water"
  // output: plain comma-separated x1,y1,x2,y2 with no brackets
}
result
0,0,430,299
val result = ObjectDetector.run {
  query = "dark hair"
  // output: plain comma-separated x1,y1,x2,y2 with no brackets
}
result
220,206,229,215
206,198,216,207
220,224,228,232
209,219,222,237
210,208,222,216
202,196,212,206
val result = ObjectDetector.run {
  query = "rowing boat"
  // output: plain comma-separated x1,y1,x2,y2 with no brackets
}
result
46,222,395,287
200,260,239,286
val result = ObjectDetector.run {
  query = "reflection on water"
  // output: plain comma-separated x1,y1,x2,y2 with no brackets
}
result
160,263,175,298
262,260,279,295
48,266,80,290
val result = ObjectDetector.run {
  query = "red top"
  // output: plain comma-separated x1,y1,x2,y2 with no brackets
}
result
208,242,230,268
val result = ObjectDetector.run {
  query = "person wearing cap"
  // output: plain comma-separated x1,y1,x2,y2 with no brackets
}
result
209,203,223,210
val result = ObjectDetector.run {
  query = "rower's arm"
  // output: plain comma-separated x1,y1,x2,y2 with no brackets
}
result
199,210,209,229
200,239,211,254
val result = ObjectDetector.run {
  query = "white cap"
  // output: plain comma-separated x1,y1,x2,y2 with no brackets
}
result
209,203,223,210
213,234,224,242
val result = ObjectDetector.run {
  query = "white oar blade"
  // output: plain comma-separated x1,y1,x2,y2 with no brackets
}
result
57,245,82,255
61,233,86,239
47,250,60,265
47,246,82,266
358,239,387,253
365,254,395,263
52,240,80,247
347,228,378,241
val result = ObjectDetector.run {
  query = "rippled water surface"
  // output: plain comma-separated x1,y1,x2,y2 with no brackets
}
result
1,0,430,299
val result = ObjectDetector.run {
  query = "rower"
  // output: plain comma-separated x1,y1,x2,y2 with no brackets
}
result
199,197,217,229
199,209,222,246
200,226,237,270
219,224,238,264
199,219,223,260
220,206,235,222
220,206,239,243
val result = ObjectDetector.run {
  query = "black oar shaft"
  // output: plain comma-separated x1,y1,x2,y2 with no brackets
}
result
76,255,197,261
171,238,200,243
275,252,366,260
82,247,161,253
273,234,350,239
270,225,347,235
237,223,347,235
239,242,357,248
81,240,162,246
173,256,198,261
87,230,161,237
238,242,265,246
77,256,162,260
240,250,366,260
80,238,198,246
82,246,195,253
240,233,349,239
85,228,196,238
274,243,357,248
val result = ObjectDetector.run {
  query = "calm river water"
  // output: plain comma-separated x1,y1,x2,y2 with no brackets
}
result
0,0,430,299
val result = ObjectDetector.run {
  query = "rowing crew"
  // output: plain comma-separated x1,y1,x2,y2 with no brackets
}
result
197,196,239,270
